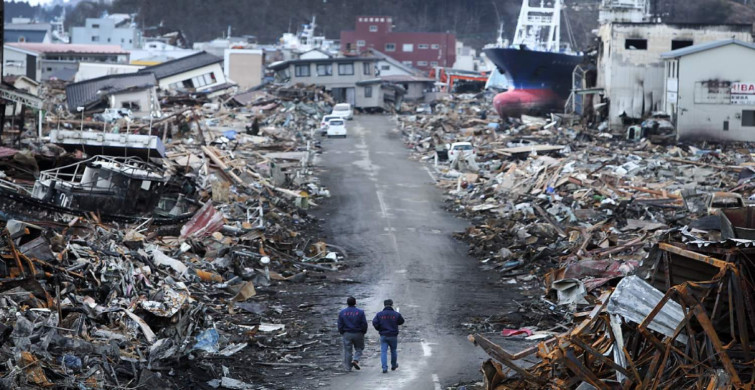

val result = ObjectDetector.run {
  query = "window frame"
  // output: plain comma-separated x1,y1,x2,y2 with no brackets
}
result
363,62,371,75
418,44,429,49
364,86,373,98
402,43,414,52
294,64,311,77
431,44,439,49
316,63,332,76
385,43,396,52
369,25,378,32
338,62,355,75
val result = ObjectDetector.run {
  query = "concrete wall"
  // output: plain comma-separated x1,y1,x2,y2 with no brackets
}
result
71,18,141,49
356,84,381,108
158,63,227,91
671,44,755,142
110,88,160,119
224,49,263,90
3,46,39,80
597,23,753,129
75,62,143,82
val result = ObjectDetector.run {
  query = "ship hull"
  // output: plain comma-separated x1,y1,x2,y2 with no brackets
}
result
484,47,583,117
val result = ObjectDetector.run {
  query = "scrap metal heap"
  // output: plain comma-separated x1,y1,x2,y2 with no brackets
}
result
0,84,339,388
398,94,755,388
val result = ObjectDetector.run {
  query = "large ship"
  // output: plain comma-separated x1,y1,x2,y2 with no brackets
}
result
484,0,583,117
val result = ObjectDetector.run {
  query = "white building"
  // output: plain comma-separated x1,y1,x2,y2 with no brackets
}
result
597,22,753,129
224,49,264,90
130,40,198,65
662,39,755,143
71,14,142,50
74,62,144,82
140,51,233,96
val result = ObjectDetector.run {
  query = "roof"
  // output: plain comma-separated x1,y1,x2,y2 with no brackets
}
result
66,72,157,111
5,30,48,43
138,51,222,80
7,42,128,54
4,23,51,31
367,48,424,76
661,39,755,59
380,75,435,83
268,57,380,71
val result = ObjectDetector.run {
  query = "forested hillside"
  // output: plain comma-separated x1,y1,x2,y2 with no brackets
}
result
4,0,755,50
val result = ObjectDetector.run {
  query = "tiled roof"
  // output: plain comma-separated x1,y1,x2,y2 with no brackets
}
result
7,42,128,54
139,51,222,80
66,72,156,112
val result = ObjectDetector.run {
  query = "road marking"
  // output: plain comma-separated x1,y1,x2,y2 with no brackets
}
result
432,374,442,390
421,342,432,357
424,166,437,183
376,190,389,218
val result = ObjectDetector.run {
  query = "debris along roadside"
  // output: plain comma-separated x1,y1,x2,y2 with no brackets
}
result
0,83,344,388
396,94,755,387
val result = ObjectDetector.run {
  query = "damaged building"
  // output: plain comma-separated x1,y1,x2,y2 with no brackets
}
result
65,72,160,117
596,3,753,129
662,39,755,142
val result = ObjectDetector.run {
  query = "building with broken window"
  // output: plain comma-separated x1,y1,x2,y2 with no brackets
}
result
65,72,160,118
596,22,752,129
138,51,233,97
662,39,755,142
4,43,130,82
269,57,381,107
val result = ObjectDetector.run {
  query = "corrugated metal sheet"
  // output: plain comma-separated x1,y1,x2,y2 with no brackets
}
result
65,73,156,112
139,51,222,80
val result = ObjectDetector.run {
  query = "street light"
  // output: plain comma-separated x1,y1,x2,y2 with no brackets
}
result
76,106,85,132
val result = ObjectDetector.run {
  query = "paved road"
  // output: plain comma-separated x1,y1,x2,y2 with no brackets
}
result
315,115,516,389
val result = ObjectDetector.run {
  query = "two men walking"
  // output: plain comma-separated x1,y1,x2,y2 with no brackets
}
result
338,297,405,373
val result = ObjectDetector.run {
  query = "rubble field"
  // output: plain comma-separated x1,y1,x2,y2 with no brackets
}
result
0,83,373,389
398,94,755,389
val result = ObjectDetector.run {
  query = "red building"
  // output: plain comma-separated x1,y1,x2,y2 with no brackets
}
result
340,16,456,73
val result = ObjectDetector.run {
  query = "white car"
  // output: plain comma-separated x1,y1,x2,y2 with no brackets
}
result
326,118,347,138
447,142,476,161
320,114,341,135
331,103,353,120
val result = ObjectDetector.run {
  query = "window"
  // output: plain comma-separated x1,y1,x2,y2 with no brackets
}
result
363,62,371,75
625,38,647,50
402,43,414,52
364,86,373,98
672,40,693,50
121,101,141,110
430,61,438,66
316,64,332,76
380,65,390,70
189,72,217,88
18,36,25,42
431,44,439,49
107,38,111,42
92,36,99,42
92,24,100,28
418,44,429,49
294,64,311,77
357,40,366,47
369,25,378,32
417,61,428,66
385,43,396,52
338,63,354,75
743,110,755,127
402,61,412,66
122,38,126,43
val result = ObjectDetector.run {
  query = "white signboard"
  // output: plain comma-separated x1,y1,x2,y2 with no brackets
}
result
731,82,755,105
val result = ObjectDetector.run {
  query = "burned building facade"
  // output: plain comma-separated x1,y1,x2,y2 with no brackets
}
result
597,22,752,129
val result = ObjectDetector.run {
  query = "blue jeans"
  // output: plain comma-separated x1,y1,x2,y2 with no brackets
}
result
380,335,398,370
342,332,364,370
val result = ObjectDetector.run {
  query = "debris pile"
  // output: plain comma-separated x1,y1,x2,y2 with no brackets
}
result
397,95,755,387
0,84,341,388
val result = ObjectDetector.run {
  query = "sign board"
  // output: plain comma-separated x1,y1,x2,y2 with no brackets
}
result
667,91,678,104
694,81,730,104
731,82,755,105
0,87,43,109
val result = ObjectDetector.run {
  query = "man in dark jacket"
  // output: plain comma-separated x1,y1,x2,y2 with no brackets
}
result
338,297,367,371
372,299,405,373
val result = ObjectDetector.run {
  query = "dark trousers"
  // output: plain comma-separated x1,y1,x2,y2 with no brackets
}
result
342,332,364,370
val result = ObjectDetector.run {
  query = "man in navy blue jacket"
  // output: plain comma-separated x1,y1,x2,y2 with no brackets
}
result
338,297,367,371
372,299,405,373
